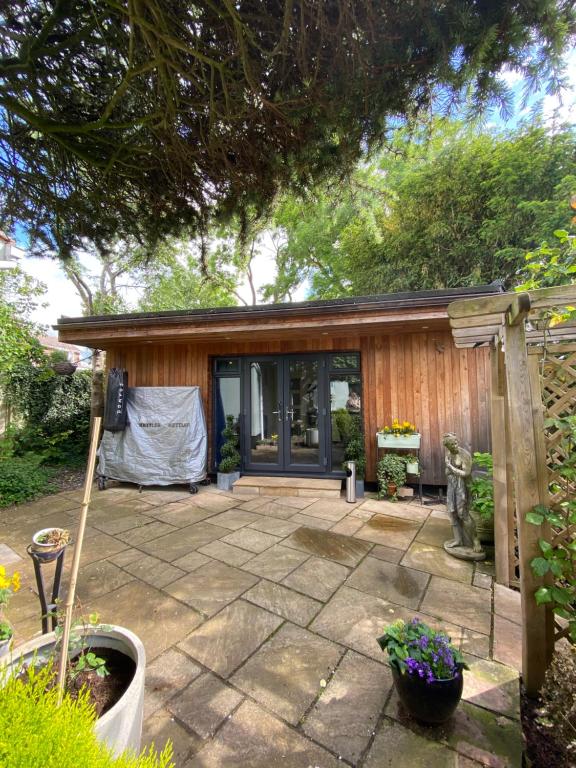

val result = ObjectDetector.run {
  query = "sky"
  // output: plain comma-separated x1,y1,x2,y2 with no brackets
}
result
14,48,576,332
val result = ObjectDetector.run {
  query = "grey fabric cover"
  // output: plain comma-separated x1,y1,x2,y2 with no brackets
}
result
98,386,207,485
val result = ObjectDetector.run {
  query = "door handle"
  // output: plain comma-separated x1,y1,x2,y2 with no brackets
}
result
285,409,294,420
272,403,283,420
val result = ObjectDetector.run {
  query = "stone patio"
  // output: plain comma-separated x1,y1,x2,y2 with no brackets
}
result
3,485,523,767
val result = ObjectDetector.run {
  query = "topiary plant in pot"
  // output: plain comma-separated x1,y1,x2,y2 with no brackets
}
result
217,415,241,491
377,453,407,499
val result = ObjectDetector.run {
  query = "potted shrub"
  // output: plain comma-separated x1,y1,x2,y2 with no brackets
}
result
377,453,407,499
405,453,419,475
469,452,494,544
31,527,71,561
0,659,172,767
4,618,147,757
217,415,241,491
0,566,20,658
377,618,468,724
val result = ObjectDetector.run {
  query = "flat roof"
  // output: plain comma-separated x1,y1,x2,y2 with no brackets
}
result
56,284,504,330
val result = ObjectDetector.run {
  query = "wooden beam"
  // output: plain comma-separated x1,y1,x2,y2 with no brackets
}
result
529,283,576,310
450,313,504,329
491,344,510,586
448,294,516,320
507,293,531,326
504,320,553,696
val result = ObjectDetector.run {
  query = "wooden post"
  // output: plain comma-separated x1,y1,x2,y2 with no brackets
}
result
490,343,509,586
504,318,552,696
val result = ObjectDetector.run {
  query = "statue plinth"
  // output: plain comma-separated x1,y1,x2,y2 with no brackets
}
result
443,541,486,562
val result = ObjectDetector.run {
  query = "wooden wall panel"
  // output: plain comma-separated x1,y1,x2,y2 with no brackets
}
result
107,330,490,485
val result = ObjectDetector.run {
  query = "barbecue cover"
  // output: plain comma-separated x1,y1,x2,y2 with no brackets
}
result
98,386,207,485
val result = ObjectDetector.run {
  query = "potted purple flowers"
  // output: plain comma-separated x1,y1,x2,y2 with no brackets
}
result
377,618,468,724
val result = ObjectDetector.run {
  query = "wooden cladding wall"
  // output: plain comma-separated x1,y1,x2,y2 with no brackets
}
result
106,330,490,485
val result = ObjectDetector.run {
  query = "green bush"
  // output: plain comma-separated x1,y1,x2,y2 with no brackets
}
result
0,453,54,508
3,359,91,465
343,437,366,479
469,452,494,522
0,663,174,768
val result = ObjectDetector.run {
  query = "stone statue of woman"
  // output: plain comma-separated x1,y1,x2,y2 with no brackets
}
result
442,432,485,561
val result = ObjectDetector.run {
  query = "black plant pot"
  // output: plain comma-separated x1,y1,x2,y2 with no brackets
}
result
392,666,464,725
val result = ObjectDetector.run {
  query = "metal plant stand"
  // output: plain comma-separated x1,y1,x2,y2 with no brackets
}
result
26,545,67,634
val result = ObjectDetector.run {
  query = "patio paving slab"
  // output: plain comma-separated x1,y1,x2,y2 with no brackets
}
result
462,657,520,720
88,580,203,661
473,572,493,590
164,559,259,616
282,556,350,602
355,514,422,550
385,692,523,767
115,520,178,546
121,553,187,589
139,522,226,562
142,708,203,766
401,541,474,584
283,526,372,566
242,544,310,581
461,628,491,660
171,551,212,572
247,516,302,537
303,649,393,764
0,542,22,566
178,599,283,677
139,488,196,506
191,493,240,514
184,699,342,768
330,517,365,536
420,576,492,635
168,672,243,738
219,527,282,553
90,512,158,536
494,584,521,625
364,719,463,768
148,503,220,527
198,540,254,567
301,498,351,522
243,579,322,626
231,622,345,725
67,559,134,603
239,498,308,518
361,498,430,523
287,512,334,530
68,530,129,565
369,543,405,564
207,508,261,530
416,515,454,548
346,556,430,610
493,615,522,672
144,648,203,719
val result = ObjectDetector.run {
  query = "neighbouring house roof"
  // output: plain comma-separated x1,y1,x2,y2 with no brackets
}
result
56,284,505,347
38,334,82,354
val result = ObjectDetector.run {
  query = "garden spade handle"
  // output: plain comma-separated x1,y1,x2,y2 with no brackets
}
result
56,416,102,705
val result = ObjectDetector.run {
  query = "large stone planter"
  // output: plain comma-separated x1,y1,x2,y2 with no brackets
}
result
3,625,145,757
217,471,241,491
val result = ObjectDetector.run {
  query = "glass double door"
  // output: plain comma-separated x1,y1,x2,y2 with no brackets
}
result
244,356,327,473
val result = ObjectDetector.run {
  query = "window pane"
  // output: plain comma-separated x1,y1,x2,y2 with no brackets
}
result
214,376,240,467
215,358,239,373
249,361,280,464
288,359,319,465
330,353,360,370
330,373,363,470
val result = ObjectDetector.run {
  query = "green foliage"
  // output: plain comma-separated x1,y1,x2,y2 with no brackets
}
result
340,414,366,479
377,454,407,498
264,123,576,300
536,646,576,755
0,663,174,768
377,618,467,679
469,452,495,522
0,452,54,508
0,267,45,375
2,1,572,243
0,621,12,641
343,438,366,480
526,416,576,644
4,360,92,465
218,415,240,474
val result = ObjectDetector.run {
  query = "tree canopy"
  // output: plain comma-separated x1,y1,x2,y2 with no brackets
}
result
1,0,574,249
262,122,576,300
0,267,45,374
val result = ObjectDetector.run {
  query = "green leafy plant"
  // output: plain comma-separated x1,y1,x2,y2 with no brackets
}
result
343,437,366,479
0,621,12,641
526,416,576,643
71,651,109,680
218,415,240,474
377,618,467,681
0,661,174,768
0,452,54,508
51,613,113,682
469,452,494,522
377,454,407,498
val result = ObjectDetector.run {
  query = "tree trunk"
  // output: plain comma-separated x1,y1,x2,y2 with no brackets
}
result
91,349,105,423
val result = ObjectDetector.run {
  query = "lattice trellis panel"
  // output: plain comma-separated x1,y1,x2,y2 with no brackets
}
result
538,345,576,644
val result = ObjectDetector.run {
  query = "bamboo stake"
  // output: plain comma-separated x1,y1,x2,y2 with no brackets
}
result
56,416,102,705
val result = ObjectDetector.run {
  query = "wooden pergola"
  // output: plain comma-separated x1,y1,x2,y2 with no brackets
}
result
448,284,576,696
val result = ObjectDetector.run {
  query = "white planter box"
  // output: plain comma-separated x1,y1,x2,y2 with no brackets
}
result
377,433,421,449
